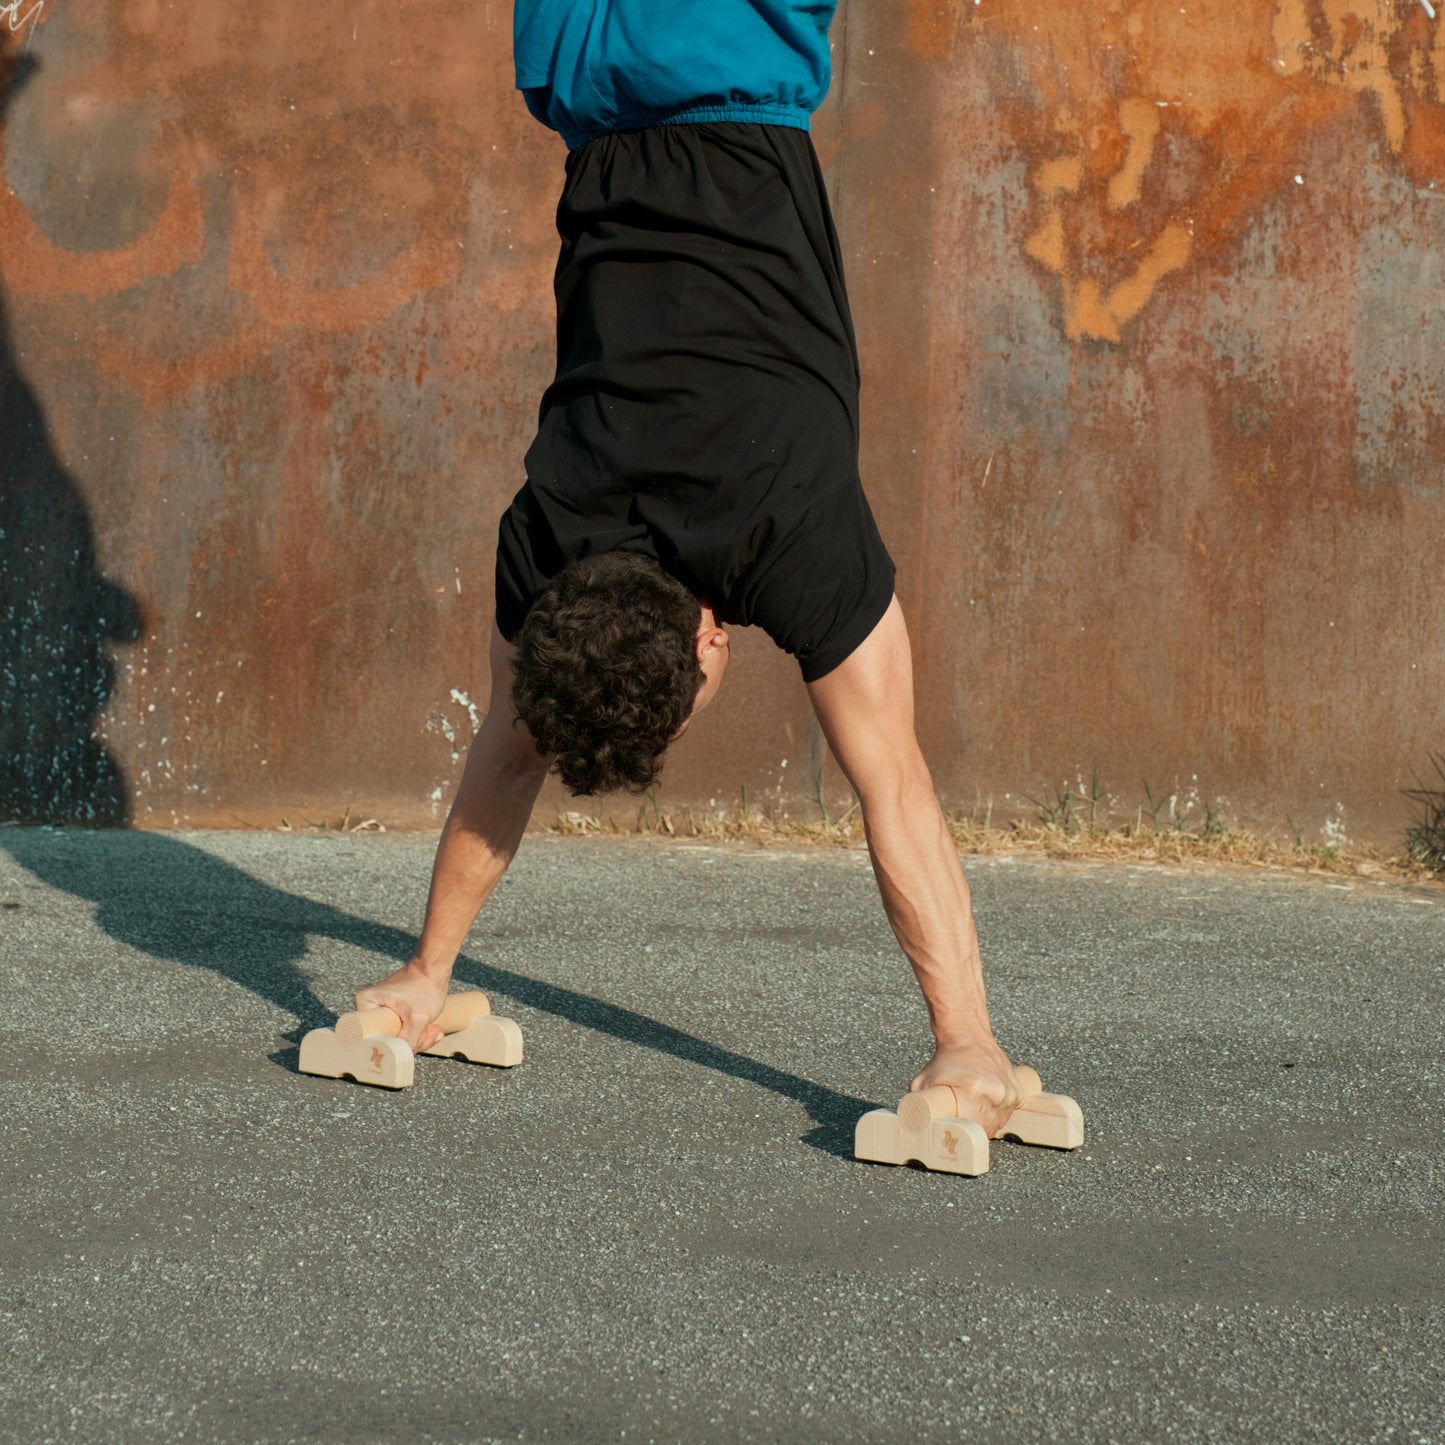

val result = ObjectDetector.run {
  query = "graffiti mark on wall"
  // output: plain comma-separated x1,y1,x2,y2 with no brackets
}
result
1023,99,1195,344
987,0,1445,342
0,3,545,396
0,129,206,300
1275,0,1441,157
1,1,44,44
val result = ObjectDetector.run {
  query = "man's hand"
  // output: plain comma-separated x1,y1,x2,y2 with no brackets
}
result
910,1040,1032,1139
354,963,450,1051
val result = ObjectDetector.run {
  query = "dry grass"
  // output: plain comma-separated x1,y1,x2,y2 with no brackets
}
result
228,776,1444,889
543,792,1444,886
1402,752,1445,874
231,805,387,834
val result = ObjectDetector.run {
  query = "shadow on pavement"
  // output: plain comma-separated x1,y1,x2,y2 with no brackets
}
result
1,829,868,1155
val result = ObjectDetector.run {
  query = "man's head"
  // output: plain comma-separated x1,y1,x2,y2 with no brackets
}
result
511,552,729,796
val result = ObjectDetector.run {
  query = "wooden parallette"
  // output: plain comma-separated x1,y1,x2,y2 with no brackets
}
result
298,990,523,1089
854,1067,1083,1176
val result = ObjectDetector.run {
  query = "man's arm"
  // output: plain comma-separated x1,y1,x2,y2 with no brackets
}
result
354,623,552,1048
806,596,1029,1136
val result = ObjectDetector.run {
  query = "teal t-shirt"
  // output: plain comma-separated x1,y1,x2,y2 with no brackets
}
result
513,0,839,149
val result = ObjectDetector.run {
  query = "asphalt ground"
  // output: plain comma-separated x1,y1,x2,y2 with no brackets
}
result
0,828,1442,1444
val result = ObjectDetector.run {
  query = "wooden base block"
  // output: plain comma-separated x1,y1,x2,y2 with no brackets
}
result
298,1029,414,1089
854,1108,990,1175
419,1014,524,1068
999,1093,1085,1150
855,1108,903,1164
855,1073,1084,1176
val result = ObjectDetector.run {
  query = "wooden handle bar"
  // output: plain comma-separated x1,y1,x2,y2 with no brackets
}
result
896,1066,1044,1134
334,991,490,1048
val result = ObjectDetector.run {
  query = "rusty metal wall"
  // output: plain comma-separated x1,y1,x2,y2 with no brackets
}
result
2,1,1441,846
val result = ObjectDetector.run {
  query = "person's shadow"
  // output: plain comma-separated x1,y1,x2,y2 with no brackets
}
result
0,48,142,826
0,828,870,1155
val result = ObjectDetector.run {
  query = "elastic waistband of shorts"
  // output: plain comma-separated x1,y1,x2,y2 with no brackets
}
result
561,104,810,152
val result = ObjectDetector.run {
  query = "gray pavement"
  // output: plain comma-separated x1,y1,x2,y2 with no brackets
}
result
0,828,1442,1444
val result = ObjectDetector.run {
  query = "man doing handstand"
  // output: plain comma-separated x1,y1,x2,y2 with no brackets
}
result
357,0,1032,1136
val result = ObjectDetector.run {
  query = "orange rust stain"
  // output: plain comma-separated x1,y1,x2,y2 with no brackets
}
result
904,0,956,64
844,96,885,143
1402,101,1443,181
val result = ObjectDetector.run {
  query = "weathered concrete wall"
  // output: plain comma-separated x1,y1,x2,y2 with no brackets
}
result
2,1,1441,846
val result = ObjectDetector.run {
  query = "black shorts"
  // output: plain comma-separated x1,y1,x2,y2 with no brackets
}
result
495,121,896,681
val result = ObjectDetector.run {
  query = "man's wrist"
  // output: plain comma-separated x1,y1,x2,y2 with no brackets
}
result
931,1026,999,1053
406,952,456,985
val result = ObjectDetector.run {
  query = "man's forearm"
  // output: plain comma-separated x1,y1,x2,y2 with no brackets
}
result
858,764,996,1048
805,599,1000,1051
806,601,1023,1120
411,724,549,978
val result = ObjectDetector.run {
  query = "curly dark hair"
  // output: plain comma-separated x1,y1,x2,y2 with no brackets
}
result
511,552,704,796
